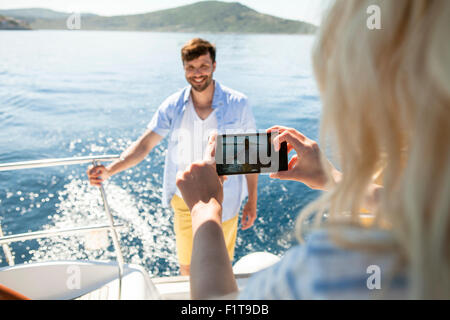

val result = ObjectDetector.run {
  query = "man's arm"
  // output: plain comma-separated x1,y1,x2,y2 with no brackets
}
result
108,129,163,175
239,96,258,229
87,129,163,186
241,174,258,230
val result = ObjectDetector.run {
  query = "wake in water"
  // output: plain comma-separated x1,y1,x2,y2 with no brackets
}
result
30,177,179,277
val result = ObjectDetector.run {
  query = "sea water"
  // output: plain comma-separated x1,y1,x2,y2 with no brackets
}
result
0,30,321,276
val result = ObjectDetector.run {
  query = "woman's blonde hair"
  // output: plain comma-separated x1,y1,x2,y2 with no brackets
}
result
297,0,450,299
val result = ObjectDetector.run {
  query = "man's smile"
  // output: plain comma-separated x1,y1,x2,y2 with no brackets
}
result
188,75,212,92
192,77,206,84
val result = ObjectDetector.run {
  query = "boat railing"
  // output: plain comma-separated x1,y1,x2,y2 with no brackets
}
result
0,155,126,298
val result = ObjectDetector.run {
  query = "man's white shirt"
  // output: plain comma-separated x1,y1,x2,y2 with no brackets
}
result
175,95,218,198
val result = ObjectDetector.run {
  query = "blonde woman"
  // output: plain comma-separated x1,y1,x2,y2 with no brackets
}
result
176,0,450,299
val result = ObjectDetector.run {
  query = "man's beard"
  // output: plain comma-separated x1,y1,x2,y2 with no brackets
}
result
188,74,213,92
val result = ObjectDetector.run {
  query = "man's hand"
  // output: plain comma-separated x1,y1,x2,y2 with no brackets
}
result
86,165,111,187
241,200,257,230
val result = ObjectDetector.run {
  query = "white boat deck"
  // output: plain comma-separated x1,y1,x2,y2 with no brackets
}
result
151,273,253,300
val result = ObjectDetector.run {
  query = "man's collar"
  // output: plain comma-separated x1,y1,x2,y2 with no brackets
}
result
183,80,223,109
183,86,191,105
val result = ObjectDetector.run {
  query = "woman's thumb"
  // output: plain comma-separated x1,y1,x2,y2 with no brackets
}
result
269,170,291,180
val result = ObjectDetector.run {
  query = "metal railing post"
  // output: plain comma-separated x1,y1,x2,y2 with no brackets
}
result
93,160,124,300
0,155,126,299
0,224,125,245
0,224,14,266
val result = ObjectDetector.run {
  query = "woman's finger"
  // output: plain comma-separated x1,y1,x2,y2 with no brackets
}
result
219,175,228,184
269,170,295,181
288,155,298,170
268,127,309,154
267,126,289,133
269,126,308,143
272,130,303,153
287,143,294,154
268,154,299,181
204,132,218,164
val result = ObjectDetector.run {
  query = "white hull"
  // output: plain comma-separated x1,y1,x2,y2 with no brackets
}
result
0,252,280,300
0,260,159,300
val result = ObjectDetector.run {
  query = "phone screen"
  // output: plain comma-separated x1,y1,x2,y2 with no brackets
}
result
215,132,288,176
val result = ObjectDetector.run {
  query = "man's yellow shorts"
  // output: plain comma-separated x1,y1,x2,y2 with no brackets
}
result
170,194,238,266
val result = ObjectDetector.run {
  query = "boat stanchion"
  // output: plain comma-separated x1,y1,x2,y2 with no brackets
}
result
93,160,125,300
0,224,15,266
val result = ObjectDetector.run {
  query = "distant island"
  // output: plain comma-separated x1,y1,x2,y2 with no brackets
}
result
0,1,317,34
0,15,31,30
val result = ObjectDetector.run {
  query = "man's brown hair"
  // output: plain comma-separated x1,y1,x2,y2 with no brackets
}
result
181,38,216,64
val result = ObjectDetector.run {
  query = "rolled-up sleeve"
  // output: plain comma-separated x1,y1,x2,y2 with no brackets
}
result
147,98,174,138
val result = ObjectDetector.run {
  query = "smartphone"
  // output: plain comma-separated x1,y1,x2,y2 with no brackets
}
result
215,132,288,176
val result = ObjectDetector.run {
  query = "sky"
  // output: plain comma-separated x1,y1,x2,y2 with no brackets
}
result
0,0,333,25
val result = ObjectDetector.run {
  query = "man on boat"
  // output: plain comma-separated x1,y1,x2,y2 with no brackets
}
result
87,38,258,276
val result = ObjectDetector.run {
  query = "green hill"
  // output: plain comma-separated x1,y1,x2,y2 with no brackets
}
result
0,1,317,34
0,8,73,20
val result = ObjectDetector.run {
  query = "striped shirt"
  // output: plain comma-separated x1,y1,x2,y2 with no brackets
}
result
238,227,408,299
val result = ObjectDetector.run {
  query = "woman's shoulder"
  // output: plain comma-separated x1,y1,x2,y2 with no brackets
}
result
238,244,308,300
238,227,407,299
303,226,396,252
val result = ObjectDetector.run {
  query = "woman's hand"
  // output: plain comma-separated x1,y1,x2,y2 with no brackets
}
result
176,133,224,212
176,133,225,235
267,126,340,190
176,160,224,213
